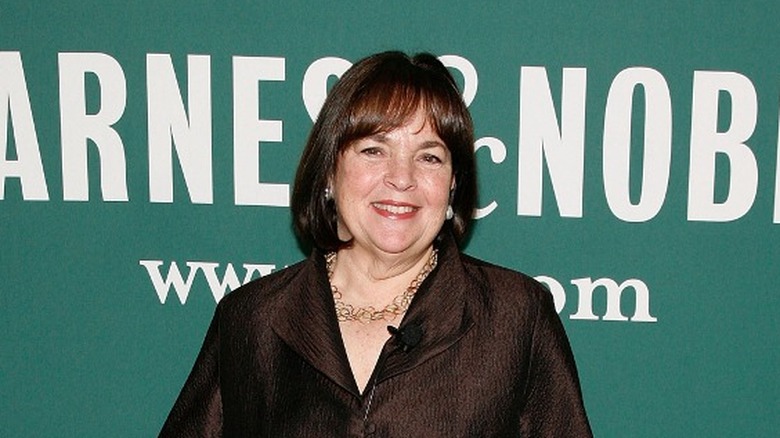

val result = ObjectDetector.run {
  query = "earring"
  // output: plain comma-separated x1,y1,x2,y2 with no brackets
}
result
445,187,455,220
324,187,333,201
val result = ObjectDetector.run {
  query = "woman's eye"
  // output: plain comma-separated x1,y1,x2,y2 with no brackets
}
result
421,153,443,164
360,147,382,156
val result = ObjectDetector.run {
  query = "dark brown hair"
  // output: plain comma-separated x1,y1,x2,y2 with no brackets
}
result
291,51,477,251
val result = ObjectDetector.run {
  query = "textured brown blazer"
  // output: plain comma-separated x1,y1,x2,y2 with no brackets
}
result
160,234,592,437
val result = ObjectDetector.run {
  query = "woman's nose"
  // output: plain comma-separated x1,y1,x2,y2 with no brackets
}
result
384,158,416,191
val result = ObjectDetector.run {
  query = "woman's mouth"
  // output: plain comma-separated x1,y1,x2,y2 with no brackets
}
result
372,202,418,215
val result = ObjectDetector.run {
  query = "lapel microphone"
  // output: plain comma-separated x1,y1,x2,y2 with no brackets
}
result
387,324,423,352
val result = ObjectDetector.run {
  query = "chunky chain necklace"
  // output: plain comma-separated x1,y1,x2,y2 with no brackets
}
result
325,249,438,323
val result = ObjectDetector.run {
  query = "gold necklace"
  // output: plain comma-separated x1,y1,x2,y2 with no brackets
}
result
325,249,438,324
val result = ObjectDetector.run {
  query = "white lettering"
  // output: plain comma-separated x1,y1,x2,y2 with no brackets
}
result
242,263,276,280
518,67,586,217
147,54,213,203
233,56,289,207
534,275,566,313
776,110,780,223
688,71,758,221
0,52,49,200
474,136,507,219
301,55,478,122
439,55,478,107
193,262,275,302
603,67,672,222
570,277,657,322
190,262,239,302
302,57,351,122
141,260,277,304
59,52,128,201
139,260,199,304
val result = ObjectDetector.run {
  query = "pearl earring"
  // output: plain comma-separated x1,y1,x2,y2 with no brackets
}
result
445,205,454,220
324,187,333,201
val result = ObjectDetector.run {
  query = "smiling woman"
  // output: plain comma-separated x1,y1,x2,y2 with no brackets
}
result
334,112,454,258
160,51,593,437
331,110,456,390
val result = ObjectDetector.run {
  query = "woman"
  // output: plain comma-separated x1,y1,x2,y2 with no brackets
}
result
160,51,592,437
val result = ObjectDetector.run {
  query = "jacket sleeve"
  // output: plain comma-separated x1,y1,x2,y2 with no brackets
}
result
159,306,223,438
519,288,593,437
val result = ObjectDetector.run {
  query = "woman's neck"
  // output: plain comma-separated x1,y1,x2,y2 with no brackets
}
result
330,246,434,306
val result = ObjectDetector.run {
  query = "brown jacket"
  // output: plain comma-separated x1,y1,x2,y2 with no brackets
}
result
160,235,592,437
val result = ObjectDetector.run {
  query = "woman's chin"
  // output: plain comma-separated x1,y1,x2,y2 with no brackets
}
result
368,236,433,258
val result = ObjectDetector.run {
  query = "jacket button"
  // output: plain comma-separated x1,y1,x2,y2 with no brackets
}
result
365,423,376,435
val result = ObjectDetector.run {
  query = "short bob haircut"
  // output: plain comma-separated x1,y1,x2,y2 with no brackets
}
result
291,51,477,251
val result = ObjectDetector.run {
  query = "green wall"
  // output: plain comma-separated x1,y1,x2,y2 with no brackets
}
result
2,2,778,436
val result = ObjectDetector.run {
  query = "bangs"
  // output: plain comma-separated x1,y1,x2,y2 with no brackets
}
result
338,67,464,150
292,51,477,250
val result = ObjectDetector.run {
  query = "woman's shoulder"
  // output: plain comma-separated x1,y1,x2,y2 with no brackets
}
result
216,257,312,313
458,253,551,308
460,253,542,289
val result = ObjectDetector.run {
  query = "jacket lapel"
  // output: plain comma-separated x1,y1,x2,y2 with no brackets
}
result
269,234,476,396
269,252,360,396
379,234,476,382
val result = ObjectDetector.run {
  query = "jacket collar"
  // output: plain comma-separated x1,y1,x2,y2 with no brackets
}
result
379,234,475,383
270,233,475,398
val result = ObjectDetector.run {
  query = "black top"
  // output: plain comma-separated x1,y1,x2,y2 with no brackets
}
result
160,233,592,437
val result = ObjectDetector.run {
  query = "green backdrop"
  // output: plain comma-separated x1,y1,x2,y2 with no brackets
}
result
2,1,778,436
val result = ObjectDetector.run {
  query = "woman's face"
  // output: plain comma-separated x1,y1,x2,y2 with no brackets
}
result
333,109,454,258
